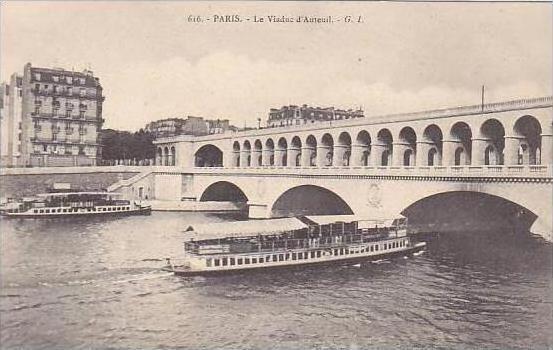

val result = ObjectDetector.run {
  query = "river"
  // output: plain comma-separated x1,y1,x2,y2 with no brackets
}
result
1,212,551,349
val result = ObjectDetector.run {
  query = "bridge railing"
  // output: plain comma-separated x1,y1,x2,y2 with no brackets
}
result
188,164,552,177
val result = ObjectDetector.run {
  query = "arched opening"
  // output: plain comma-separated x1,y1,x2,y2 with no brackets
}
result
402,191,537,234
194,144,223,167
450,122,472,165
355,130,371,166
403,149,413,166
233,141,240,167
423,124,443,166
399,127,417,166
428,148,438,166
290,136,302,167
513,115,542,165
199,181,248,202
271,185,354,217
454,147,464,166
320,133,334,166
265,138,275,166
306,135,317,167
376,129,393,166
253,139,263,167
163,146,169,166
337,132,352,166
170,146,176,166
243,140,252,167
277,137,288,166
480,119,505,165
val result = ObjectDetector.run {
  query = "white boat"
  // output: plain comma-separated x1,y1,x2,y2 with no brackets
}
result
165,215,426,276
0,191,151,218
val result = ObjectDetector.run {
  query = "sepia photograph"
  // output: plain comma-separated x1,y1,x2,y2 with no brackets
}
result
0,1,551,349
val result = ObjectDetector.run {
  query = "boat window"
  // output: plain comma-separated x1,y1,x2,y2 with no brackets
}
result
361,248,365,253
45,209,50,213
222,258,228,266
285,254,290,260
384,243,387,250
34,209,38,213
252,258,257,264
278,254,284,261
238,258,243,265
230,258,235,265
316,251,321,258
272,254,278,262
297,253,303,260
126,206,130,210
245,258,250,264
206,258,212,267
340,248,344,255
310,251,315,259
333,249,338,256
259,257,264,263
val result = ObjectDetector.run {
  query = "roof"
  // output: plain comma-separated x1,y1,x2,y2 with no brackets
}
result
305,214,405,229
37,192,122,197
183,217,308,241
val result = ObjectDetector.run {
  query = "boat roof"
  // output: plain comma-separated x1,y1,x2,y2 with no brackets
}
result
304,214,405,228
184,217,309,241
36,192,122,197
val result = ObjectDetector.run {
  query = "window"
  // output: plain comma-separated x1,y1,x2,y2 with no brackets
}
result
214,259,220,267
292,253,297,260
63,209,67,213
66,76,73,84
222,258,228,266
230,258,235,266
370,245,374,252
259,257,264,263
53,76,59,82
316,251,321,258
237,258,243,265
285,254,290,260
375,245,379,251
340,248,344,255
34,73,41,81
298,253,303,260
272,254,278,262
310,251,315,259
252,258,257,264
245,258,250,264
79,110,85,119
334,249,338,256
65,110,72,118
34,210,38,213
278,254,284,261
79,78,85,85
206,259,212,267
39,209,44,213
384,244,387,250
35,83,40,92
45,209,50,213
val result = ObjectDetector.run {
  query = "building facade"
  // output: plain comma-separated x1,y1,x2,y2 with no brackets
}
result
0,63,105,167
267,105,364,128
0,75,23,167
145,116,235,139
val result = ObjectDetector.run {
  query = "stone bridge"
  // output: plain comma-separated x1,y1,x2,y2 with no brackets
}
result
117,96,553,240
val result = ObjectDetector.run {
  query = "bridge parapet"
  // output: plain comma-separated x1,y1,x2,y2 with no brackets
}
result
188,165,552,179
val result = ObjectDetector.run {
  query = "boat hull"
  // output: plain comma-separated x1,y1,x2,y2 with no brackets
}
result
0,207,151,219
166,242,426,276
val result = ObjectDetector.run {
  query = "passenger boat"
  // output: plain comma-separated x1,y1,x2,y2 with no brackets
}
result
165,215,426,276
0,191,151,218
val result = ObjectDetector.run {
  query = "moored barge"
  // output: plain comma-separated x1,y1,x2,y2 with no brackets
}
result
165,215,426,276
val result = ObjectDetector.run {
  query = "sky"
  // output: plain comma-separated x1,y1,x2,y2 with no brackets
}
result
1,1,551,131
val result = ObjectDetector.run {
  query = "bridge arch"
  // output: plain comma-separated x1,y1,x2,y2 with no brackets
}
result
253,139,263,166
241,140,252,167
199,181,249,202
194,144,223,167
270,184,354,217
449,121,472,165
376,128,393,166
264,138,275,166
336,132,352,166
232,141,240,167
398,127,417,166
290,136,302,167
512,115,542,165
276,137,288,166
305,135,317,167
401,190,538,234
479,118,505,165
422,124,443,166
320,133,334,166
354,130,371,166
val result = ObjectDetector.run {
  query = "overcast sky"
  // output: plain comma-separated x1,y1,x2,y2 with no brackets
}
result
1,1,551,131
